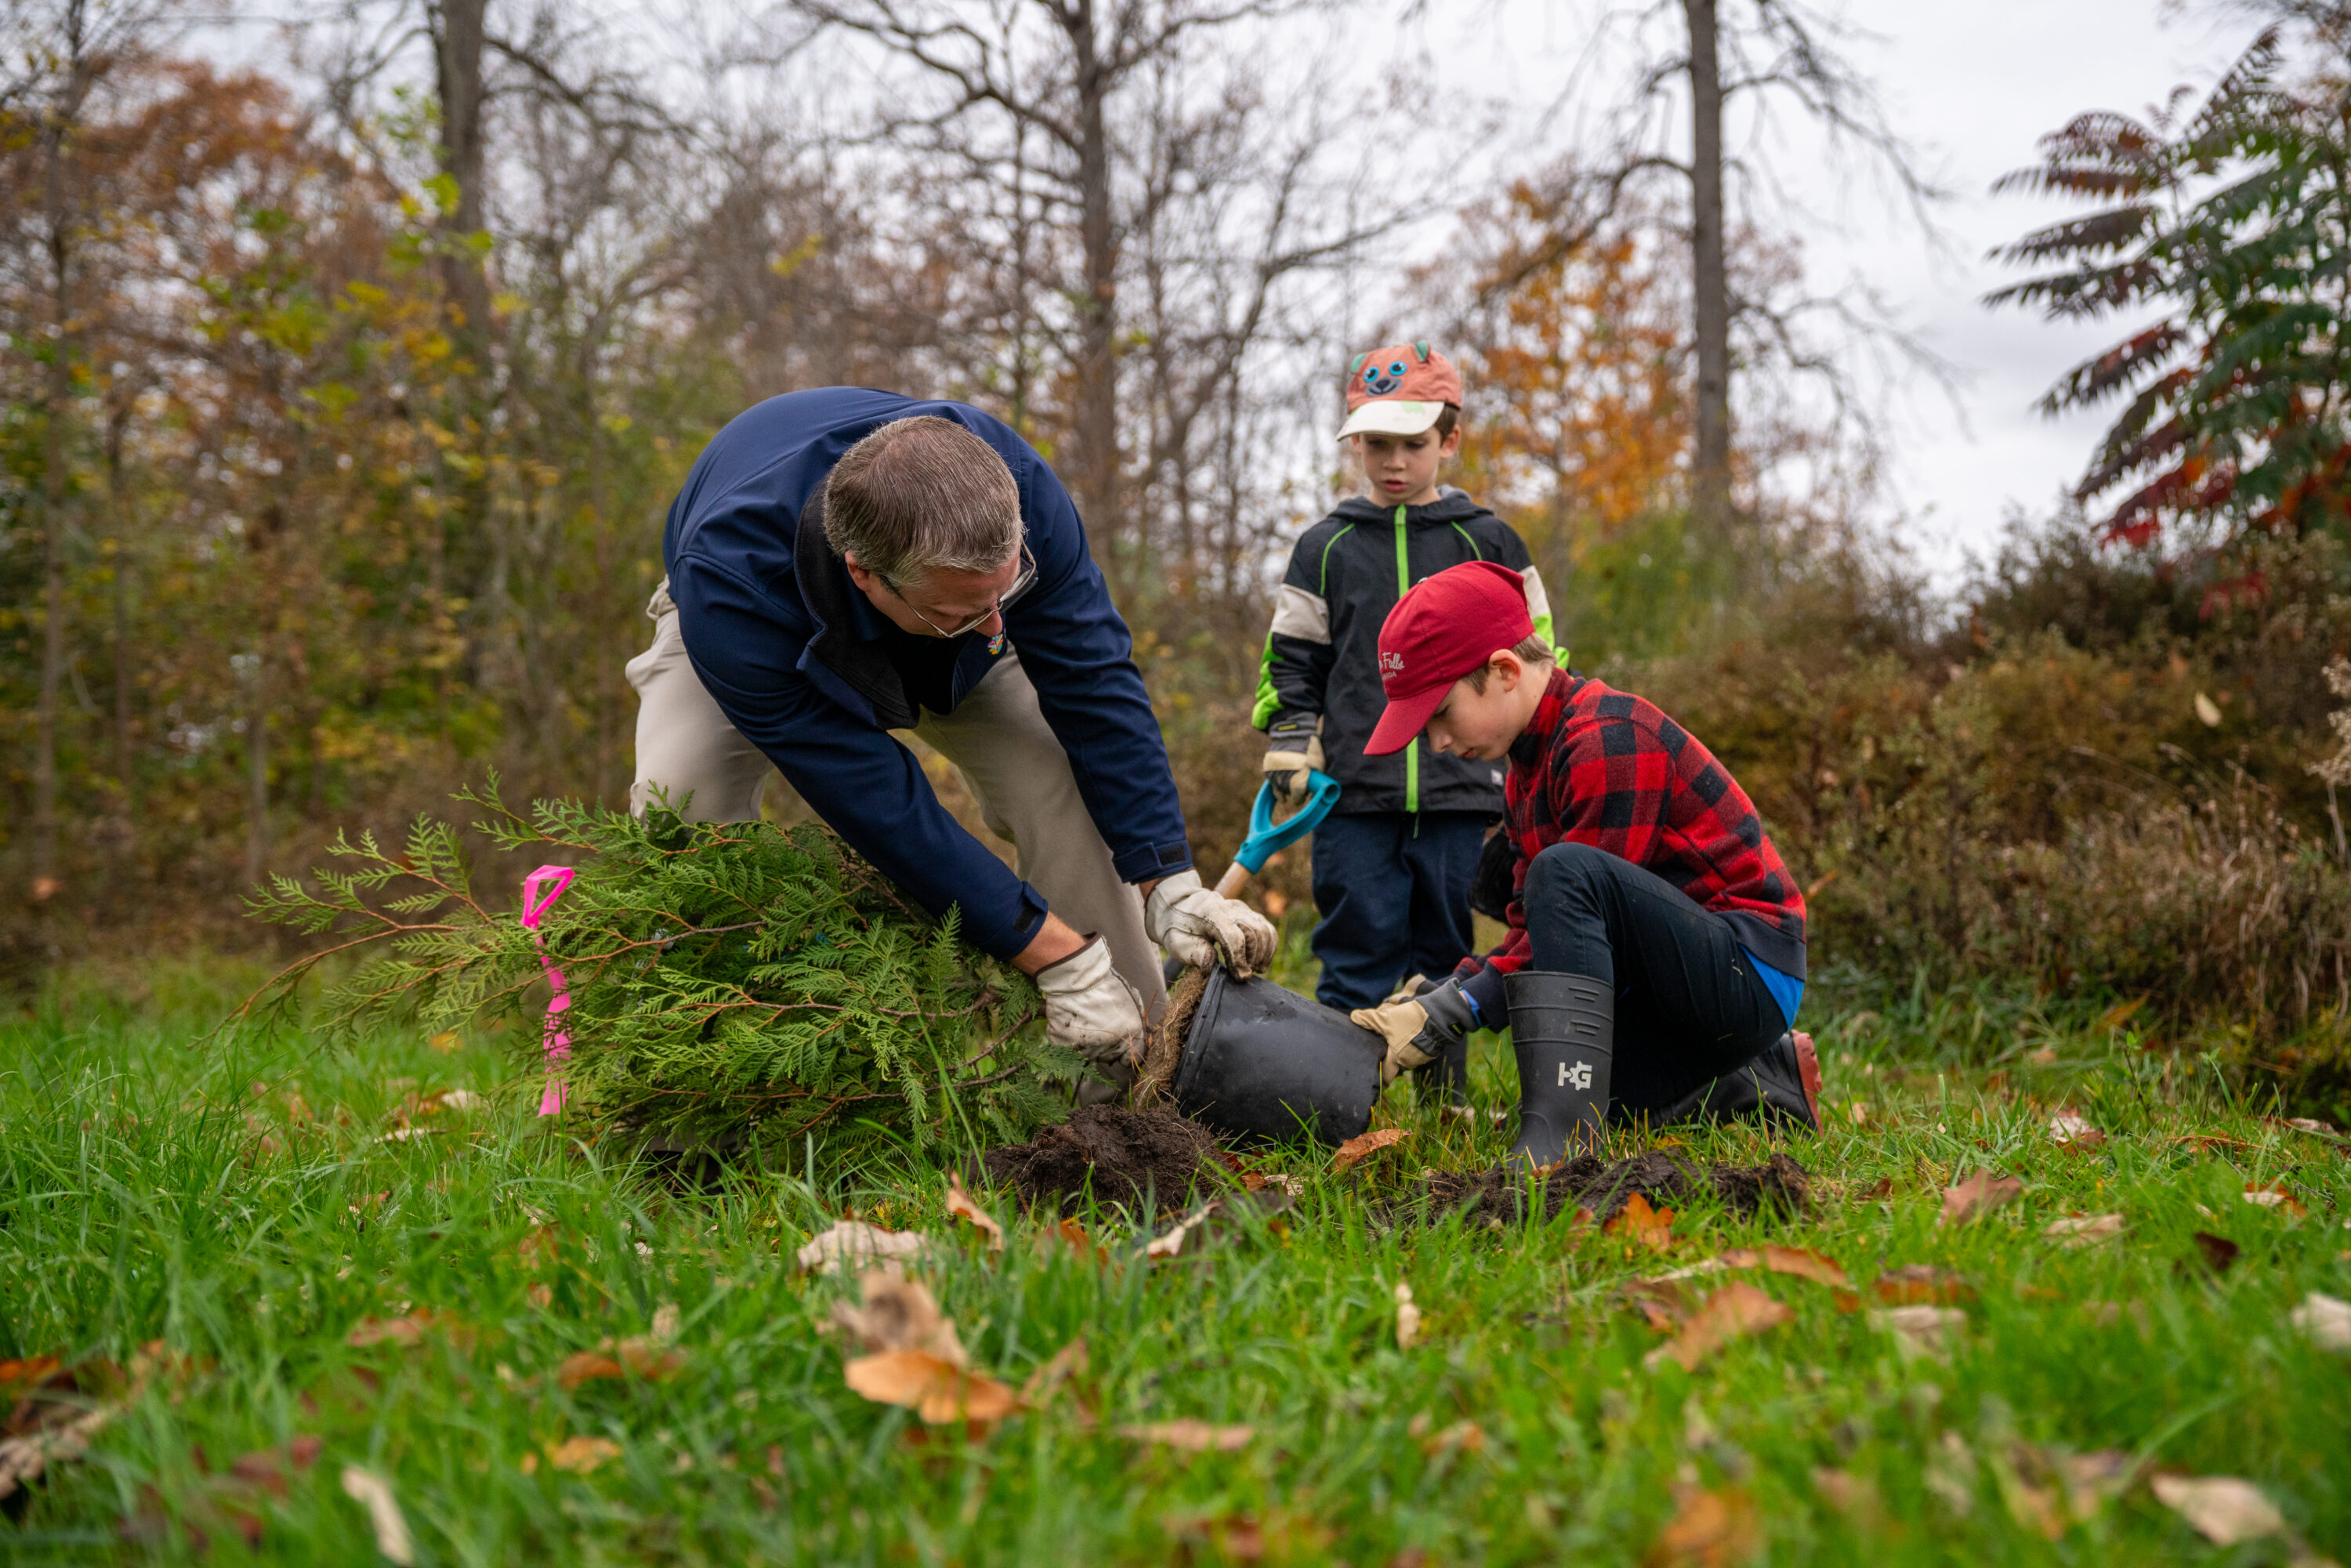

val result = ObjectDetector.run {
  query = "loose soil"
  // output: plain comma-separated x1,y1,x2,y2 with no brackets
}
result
979,1105,1223,1215
1411,1150,1813,1228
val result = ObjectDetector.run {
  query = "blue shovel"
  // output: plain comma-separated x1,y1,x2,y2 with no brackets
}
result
1212,769,1342,898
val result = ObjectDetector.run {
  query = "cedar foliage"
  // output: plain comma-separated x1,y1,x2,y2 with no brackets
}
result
246,780,1072,1161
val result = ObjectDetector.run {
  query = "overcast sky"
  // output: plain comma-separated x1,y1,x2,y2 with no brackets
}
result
1413,0,2272,585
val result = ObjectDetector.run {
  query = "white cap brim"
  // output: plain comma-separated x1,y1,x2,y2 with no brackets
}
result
1335,400,1444,440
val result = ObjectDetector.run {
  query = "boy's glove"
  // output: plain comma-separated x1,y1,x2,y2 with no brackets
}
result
1146,870,1278,976
1262,713,1324,806
1034,936,1145,1074
1352,977,1476,1088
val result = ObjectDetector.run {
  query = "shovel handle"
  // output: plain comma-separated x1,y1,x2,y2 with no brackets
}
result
1214,860,1251,900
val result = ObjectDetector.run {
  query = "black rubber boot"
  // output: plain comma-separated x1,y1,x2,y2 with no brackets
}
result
1505,971,1613,1167
1640,1032,1819,1133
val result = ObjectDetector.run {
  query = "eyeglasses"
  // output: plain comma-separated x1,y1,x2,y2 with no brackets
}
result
883,543,1038,639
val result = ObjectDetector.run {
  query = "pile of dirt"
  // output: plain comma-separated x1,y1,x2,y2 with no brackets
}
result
978,1105,1223,1215
1411,1150,1812,1228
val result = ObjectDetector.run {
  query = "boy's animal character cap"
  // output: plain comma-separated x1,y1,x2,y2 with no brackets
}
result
1364,560,1535,755
1336,341,1462,441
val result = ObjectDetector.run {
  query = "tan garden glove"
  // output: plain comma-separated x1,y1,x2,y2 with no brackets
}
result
1351,978,1476,1088
1033,935,1145,1076
1262,713,1324,807
1145,869,1277,976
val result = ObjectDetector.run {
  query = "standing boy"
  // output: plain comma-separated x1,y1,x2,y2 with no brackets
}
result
1254,344,1555,1085
1346,561,1821,1166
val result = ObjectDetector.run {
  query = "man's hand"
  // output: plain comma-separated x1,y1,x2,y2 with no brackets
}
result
1261,714,1324,806
1145,870,1277,976
1352,978,1476,1088
1033,935,1146,1074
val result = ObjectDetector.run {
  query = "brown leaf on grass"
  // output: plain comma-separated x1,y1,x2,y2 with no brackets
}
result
516,1226,558,1271
339,1466,415,1565
1607,1193,1678,1251
2150,1474,2287,1545
2190,1231,2241,1273
831,1271,966,1365
1811,1467,1880,1523
226,1436,323,1499
1165,1512,1268,1561
1621,1279,1696,1332
1117,1418,1254,1451
1874,1266,1974,1305
944,1175,1005,1253
844,1350,1023,1425
1019,1338,1089,1408
1754,1246,1849,1287
543,1435,622,1474
2048,1113,2106,1147
1643,1282,1791,1372
1419,1419,1485,1456
1871,1305,1966,1360
1644,1483,1760,1568
558,1338,686,1389
795,1219,929,1275
1331,1127,1407,1174
1049,1219,1097,1264
2243,1182,2309,1219
344,1309,473,1352
1939,1171,2023,1227
556,1353,625,1389
1146,1200,1219,1259
2043,1213,2125,1248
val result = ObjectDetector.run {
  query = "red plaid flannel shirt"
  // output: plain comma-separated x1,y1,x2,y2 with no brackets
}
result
1454,668,1806,1002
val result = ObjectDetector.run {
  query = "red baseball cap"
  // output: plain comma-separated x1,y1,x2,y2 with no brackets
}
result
1337,341,1463,440
1364,561,1536,755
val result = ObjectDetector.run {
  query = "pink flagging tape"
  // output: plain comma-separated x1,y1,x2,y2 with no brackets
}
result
520,865,578,1116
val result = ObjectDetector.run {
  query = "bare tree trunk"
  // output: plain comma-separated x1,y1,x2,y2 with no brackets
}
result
31,110,71,906
432,0,493,340
242,653,268,889
1063,0,1123,587
1683,0,1733,542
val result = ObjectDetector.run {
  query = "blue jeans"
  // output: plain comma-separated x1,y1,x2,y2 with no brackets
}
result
1309,811,1490,1011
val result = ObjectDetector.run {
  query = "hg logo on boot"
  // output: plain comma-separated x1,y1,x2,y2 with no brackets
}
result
1559,1060,1594,1091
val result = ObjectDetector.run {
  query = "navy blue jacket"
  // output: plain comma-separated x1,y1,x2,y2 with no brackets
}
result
662,388,1193,959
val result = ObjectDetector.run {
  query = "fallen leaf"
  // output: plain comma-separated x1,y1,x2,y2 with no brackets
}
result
339,1466,415,1564
0,1402,119,1501
2048,1113,2106,1148
1019,1338,1089,1407
556,1353,625,1389
1118,1419,1255,1452
427,1030,462,1054
2151,1473,2285,1545
1856,1176,1893,1200
1643,1282,1790,1372
1811,1467,1879,1523
1621,1278,1696,1332
1049,1218,1097,1263
1645,1483,1759,1567
1757,1245,1849,1287
1420,1418,1484,1455
944,1175,1004,1253
844,1350,1023,1425
795,1220,929,1275
1925,1429,1978,1515
831,1271,966,1365
2044,1213,2125,1248
1331,1127,1407,1175
436,1088,485,1114
2288,1291,2351,1353
2244,1182,2309,1219
2192,1232,2241,1273
1394,1281,1422,1350
345,1315,428,1349
2194,691,2223,727
1147,1201,1219,1259
650,1302,681,1344
2057,1449,2135,1520
1871,1305,1966,1360
2028,1045,2059,1065
543,1435,622,1474
1607,1193,1679,1251
1873,1265,1973,1305
1939,1171,2023,1227
1846,1101,1869,1126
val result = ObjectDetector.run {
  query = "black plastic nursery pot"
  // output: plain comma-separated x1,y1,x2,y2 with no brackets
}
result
1169,967,1383,1146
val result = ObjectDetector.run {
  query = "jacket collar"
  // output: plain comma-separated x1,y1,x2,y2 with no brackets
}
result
793,487,918,732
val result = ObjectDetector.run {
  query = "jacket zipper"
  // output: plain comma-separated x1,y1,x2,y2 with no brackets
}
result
1393,504,1418,814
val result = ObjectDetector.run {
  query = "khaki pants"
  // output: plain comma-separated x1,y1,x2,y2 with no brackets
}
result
625,583,1166,1020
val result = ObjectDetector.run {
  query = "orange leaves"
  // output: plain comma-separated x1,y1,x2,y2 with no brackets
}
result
1871,1266,1973,1306
1118,1419,1255,1452
555,1338,684,1389
1331,1127,1407,1175
1939,1171,2023,1227
346,1309,476,1353
1643,1283,1791,1373
1606,1193,1677,1252
944,1175,1004,1252
1646,1483,1760,1567
845,1352,1023,1425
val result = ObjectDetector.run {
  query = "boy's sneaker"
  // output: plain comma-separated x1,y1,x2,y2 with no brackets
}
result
1645,1031,1820,1132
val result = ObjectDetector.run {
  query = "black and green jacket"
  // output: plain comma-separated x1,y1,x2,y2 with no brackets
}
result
1254,490,1555,817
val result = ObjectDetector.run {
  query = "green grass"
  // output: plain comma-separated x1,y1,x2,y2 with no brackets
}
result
1,956,2346,1565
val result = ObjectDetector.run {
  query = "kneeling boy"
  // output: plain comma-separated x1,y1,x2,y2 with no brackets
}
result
1349,562,1820,1165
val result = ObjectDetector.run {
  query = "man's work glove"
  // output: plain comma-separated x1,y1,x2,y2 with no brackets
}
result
1033,935,1146,1076
1352,977,1476,1089
1261,713,1324,806
1146,870,1278,977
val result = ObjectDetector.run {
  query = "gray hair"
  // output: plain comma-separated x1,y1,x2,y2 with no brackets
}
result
820,416,1021,586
